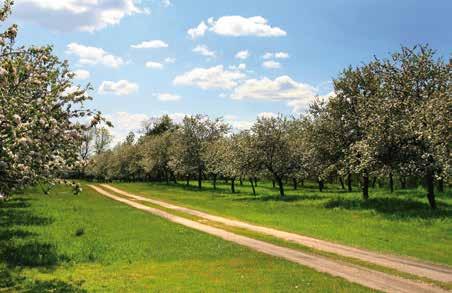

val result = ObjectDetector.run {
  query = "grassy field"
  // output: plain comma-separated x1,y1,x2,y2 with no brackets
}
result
0,185,372,292
112,180,452,266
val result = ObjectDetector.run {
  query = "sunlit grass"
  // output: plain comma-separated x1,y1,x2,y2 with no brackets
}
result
0,185,371,292
112,180,452,265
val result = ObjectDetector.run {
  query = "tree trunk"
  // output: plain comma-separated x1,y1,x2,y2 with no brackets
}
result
371,177,377,188
301,179,304,187
272,180,276,188
426,170,436,209
213,174,217,190
318,179,324,192
239,177,243,186
389,172,394,193
198,168,202,189
347,174,352,192
292,178,297,190
438,179,444,193
362,172,369,200
250,178,256,196
276,177,285,198
400,177,406,189
231,178,235,193
186,176,190,186
339,177,345,189
254,177,258,187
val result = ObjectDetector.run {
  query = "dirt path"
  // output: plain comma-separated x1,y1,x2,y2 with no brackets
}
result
89,184,448,293
101,184,452,284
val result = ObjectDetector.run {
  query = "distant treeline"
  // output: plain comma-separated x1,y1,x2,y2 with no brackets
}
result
81,45,451,209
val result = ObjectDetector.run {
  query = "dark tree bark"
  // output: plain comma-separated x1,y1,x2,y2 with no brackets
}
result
292,178,298,190
276,177,285,198
254,177,258,187
213,174,217,190
362,173,369,200
339,177,345,189
438,179,444,193
186,176,190,186
239,177,243,186
231,178,236,193
272,180,276,188
250,178,256,195
399,177,406,189
198,167,202,189
318,179,324,192
426,170,436,209
301,179,304,187
347,174,352,192
371,177,377,188
389,172,394,193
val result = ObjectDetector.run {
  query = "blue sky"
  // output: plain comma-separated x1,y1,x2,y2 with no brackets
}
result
7,0,452,142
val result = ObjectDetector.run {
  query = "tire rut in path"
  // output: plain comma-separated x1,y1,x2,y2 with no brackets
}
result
101,184,452,284
89,184,448,293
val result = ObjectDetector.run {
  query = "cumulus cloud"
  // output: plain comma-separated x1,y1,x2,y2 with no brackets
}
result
231,75,318,112
105,111,149,145
235,50,250,60
187,21,208,39
164,57,176,64
173,65,245,90
187,16,286,38
263,51,290,59
13,0,148,32
72,69,90,80
161,0,172,8
192,45,216,58
262,60,281,69
288,91,336,113
258,112,278,119
98,80,139,96
229,63,247,71
66,43,124,68
225,116,254,131
131,40,168,49
145,61,164,69
154,93,181,101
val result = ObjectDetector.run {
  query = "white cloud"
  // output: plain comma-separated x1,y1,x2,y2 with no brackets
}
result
145,61,164,69
173,65,246,90
229,63,246,71
164,57,176,64
154,93,181,101
187,21,208,39
131,40,168,49
231,75,318,112
275,52,289,59
235,50,250,60
66,43,124,68
161,0,172,7
192,45,216,58
262,51,289,59
72,69,90,80
208,16,286,37
98,80,139,96
258,112,277,119
106,111,149,145
288,91,335,113
14,0,148,32
262,60,281,69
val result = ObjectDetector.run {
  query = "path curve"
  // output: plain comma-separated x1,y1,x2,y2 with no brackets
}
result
89,184,448,293
101,184,452,284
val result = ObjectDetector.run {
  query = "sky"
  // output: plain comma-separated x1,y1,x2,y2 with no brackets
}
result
6,0,452,143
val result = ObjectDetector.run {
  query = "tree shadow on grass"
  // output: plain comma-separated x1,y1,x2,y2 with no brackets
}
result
0,197,83,292
324,197,452,220
233,193,325,202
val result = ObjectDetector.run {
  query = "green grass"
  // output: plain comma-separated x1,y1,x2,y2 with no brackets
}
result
0,185,372,292
111,180,452,266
